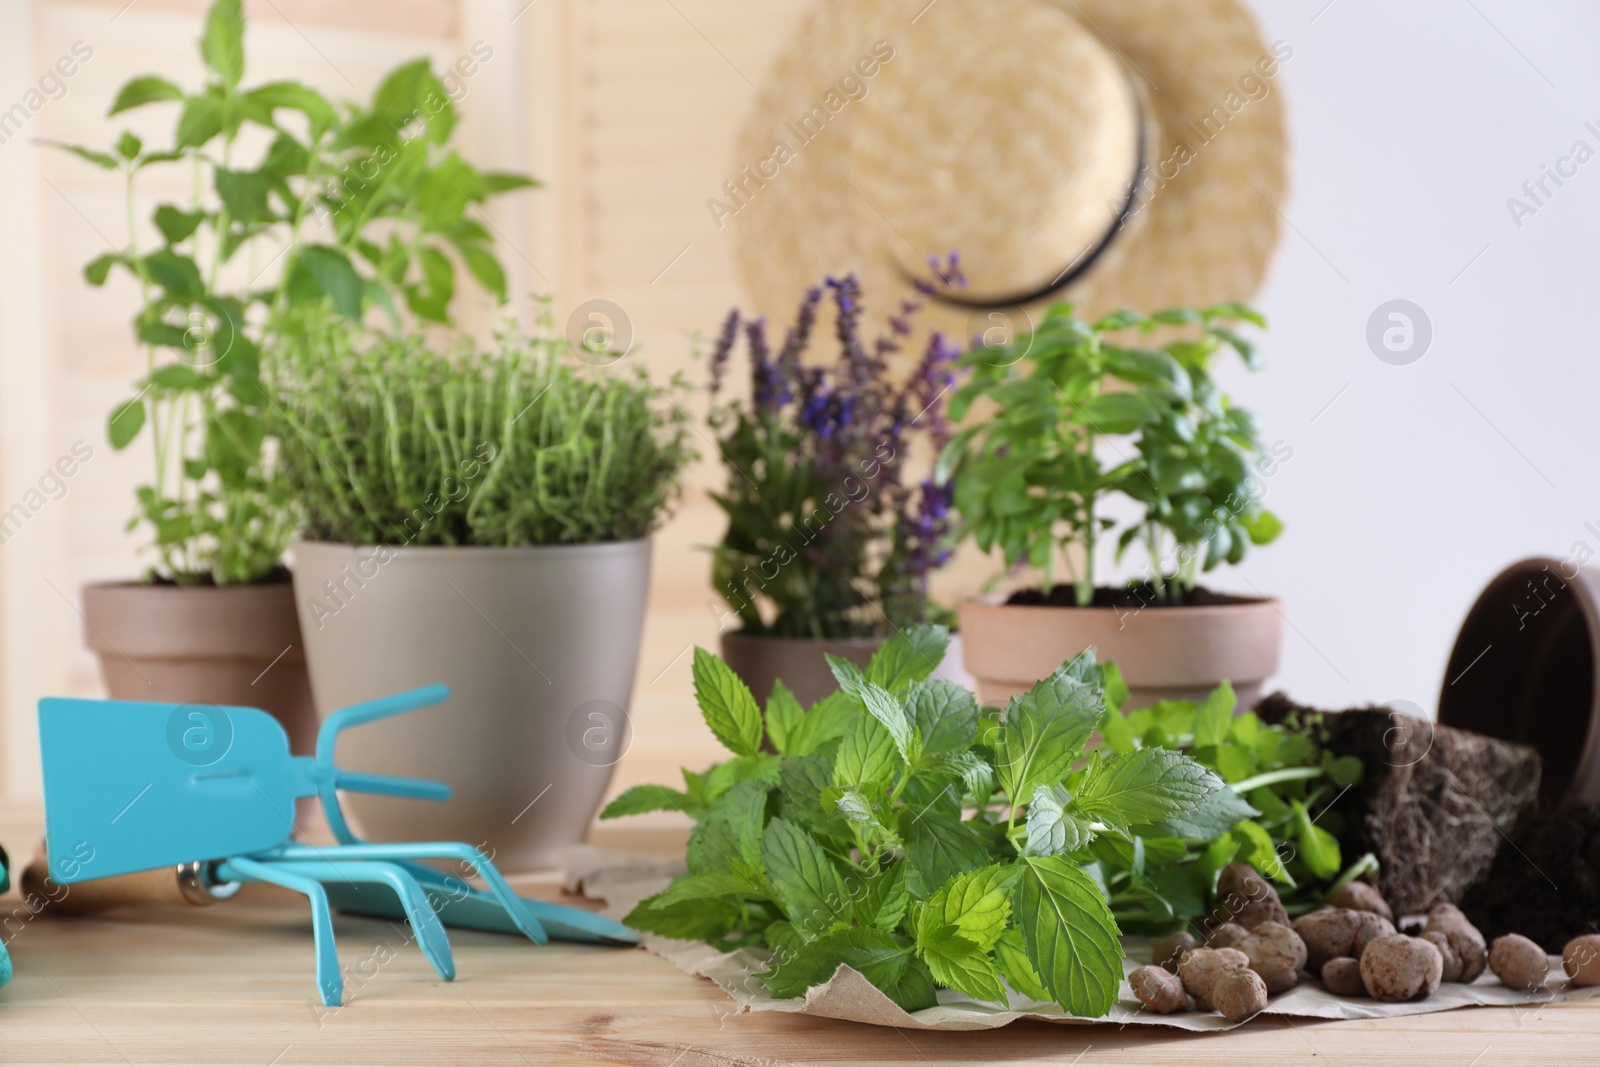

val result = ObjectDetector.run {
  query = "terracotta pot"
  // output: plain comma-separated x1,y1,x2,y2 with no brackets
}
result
958,593,1284,709
80,579,318,757
720,631,882,708
1437,557,1600,805
292,540,651,872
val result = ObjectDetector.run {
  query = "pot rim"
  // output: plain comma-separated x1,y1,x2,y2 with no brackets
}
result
1439,555,1600,804
720,630,887,648
962,591,1282,613
81,577,295,594
292,537,652,558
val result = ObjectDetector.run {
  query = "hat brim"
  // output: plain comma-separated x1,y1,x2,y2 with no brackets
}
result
729,0,1289,342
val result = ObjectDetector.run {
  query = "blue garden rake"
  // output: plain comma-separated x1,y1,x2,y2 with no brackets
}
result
36,685,636,1006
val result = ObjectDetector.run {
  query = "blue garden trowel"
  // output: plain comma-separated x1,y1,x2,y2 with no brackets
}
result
36,685,636,1006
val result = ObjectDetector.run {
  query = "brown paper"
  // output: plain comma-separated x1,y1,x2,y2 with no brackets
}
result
556,845,1600,1032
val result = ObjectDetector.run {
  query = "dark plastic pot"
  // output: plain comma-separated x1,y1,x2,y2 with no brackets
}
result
1437,557,1600,805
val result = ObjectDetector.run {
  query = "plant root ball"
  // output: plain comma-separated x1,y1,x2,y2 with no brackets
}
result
1212,967,1269,1023
1489,934,1550,991
1321,956,1365,996
1294,908,1362,972
1214,863,1289,930
1206,922,1250,950
1330,880,1394,922
1151,931,1198,972
1178,947,1250,1012
1422,931,1463,982
1129,965,1189,1014
1352,911,1398,959
1563,934,1600,986
1236,921,1307,994
1360,934,1444,1001
1423,905,1488,982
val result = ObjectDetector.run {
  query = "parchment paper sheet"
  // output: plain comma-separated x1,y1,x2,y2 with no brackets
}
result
557,845,1600,1032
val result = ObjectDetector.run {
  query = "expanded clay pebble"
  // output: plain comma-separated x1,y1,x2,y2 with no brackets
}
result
1206,922,1250,950
1423,904,1488,982
1489,934,1549,990
1214,863,1289,929
1294,908,1362,972
1352,911,1398,958
1236,921,1307,994
1129,965,1188,1013
1360,934,1444,1001
1422,930,1464,982
1151,931,1197,971
1563,934,1600,986
1212,968,1269,1022
1330,880,1394,922
1321,956,1365,996
1178,947,1250,1012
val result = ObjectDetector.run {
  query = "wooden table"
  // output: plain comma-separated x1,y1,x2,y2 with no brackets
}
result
0,806,1592,1067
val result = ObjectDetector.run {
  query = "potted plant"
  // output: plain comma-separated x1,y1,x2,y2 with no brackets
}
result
54,0,532,750
705,267,962,706
939,302,1287,709
271,321,692,870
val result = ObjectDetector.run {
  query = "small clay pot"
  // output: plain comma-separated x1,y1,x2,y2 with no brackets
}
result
958,593,1283,708
82,578,317,755
719,631,883,708
1437,558,1600,804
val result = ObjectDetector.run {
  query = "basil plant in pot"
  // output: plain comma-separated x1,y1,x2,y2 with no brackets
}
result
55,0,532,751
706,269,962,707
272,322,692,869
939,302,1288,710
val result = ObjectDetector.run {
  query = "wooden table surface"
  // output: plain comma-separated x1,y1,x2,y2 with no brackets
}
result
0,805,1592,1067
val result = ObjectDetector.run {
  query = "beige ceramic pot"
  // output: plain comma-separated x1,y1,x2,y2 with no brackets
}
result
80,579,318,756
720,632,882,708
292,540,651,871
958,593,1284,710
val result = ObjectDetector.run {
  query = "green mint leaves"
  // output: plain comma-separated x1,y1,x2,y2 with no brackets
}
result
608,630,1235,1019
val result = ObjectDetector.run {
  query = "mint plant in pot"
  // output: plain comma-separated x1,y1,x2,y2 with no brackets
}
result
56,0,532,750
939,302,1287,709
273,323,691,869
706,270,962,707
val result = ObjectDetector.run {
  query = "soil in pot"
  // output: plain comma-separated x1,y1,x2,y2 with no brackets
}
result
1005,582,1239,608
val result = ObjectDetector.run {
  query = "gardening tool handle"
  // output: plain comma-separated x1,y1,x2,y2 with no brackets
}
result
21,844,221,914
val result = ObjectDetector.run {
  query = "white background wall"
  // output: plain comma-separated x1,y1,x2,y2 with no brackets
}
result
1217,0,1600,713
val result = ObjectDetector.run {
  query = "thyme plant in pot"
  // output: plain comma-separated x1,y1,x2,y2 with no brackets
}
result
273,323,692,869
56,0,532,749
939,302,1288,709
706,269,961,707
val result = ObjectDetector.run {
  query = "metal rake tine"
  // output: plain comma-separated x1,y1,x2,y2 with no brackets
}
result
377,860,637,945
274,842,548,944
267,860,456,983
220,856,344,1007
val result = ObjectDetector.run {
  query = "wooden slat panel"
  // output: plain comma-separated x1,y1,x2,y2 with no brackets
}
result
69,0,459,37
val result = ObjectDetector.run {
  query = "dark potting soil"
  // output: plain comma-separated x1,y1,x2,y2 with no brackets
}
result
1256,692,1543,915
1461,803,1600,951
1005,582,1238,609
142,565,294,587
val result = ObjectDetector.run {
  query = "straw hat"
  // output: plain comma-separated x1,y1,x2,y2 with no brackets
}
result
727,0,1288,340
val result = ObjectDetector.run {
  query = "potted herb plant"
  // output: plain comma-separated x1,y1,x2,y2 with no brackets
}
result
55,0,532,750
705,269,961,707
272,321,692,870
939,302,1287,709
